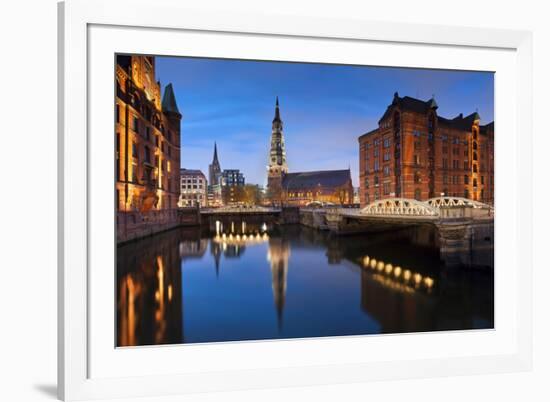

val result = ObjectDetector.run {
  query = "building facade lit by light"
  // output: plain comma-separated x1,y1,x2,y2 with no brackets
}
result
358,93,494,205
115,55,181,211
178,168,207,207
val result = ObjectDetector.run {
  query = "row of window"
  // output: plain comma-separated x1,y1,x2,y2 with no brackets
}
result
364,188,483,203
362,131,478,151
116,105,176,153
364,174,493,188
182,178,205,184
181,185,204,190
116,133,174,171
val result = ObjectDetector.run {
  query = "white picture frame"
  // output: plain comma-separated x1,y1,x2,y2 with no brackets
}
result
58,0,533,400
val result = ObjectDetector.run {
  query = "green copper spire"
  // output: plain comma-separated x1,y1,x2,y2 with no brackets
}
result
162,83,180,114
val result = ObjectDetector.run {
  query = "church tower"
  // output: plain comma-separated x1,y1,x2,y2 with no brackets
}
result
208,142,222,185
267,97,288,204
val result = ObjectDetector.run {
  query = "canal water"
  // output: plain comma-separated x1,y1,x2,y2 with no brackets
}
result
116,224,494,347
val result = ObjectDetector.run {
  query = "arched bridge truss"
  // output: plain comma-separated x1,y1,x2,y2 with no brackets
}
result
360,198,438,217
359,197,492,219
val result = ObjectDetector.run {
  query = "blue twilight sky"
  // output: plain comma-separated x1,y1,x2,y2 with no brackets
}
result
156,56,494,187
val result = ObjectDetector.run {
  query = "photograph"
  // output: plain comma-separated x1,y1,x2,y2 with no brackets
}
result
115,54,494,347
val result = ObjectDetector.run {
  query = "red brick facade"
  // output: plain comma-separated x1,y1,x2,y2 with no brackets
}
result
358,93,494,207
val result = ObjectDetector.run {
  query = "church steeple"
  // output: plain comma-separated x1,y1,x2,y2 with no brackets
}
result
209,142,222,185
267,97,288,204
213,141,219,165
273,96,281,122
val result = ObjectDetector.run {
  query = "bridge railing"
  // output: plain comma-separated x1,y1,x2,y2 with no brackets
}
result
353,197,494,220
200,206,281,214
360,198,439,218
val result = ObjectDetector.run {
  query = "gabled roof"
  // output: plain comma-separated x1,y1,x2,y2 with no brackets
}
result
364,93,493,139
379,92,438,123
438,112,482,131
161,83,180,114
282,169,351,190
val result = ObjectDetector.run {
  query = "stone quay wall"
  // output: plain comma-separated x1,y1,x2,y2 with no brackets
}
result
117,208,200,244
280,207,300,224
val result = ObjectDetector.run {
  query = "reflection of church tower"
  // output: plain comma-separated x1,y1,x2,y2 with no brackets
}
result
267,237,291,330
208,142,222,185
210,240,222,277
267,97,288,204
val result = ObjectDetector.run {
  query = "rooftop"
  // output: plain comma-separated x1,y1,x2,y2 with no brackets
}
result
282,169,352,190
161,83,180,115
180,168,205,177
359,93,494,137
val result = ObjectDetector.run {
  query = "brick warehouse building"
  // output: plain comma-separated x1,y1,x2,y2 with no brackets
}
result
358,92,494,207
115,55,181,212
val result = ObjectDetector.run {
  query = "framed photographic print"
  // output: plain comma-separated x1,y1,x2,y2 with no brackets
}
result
58,0,533,400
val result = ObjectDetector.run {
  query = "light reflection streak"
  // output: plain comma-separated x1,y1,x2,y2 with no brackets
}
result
360,254,435,294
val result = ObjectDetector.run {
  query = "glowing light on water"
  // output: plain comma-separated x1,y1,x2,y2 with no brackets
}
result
359,254,435,295
261,223,267,232
403,270,412,281
394,266,402,278
362,256,370,267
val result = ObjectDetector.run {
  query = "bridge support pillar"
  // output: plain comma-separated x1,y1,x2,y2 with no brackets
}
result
436,221,473,267
325,209,344,233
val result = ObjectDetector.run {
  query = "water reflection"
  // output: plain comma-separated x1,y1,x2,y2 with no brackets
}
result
117,224,494,346
267,237,290,329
